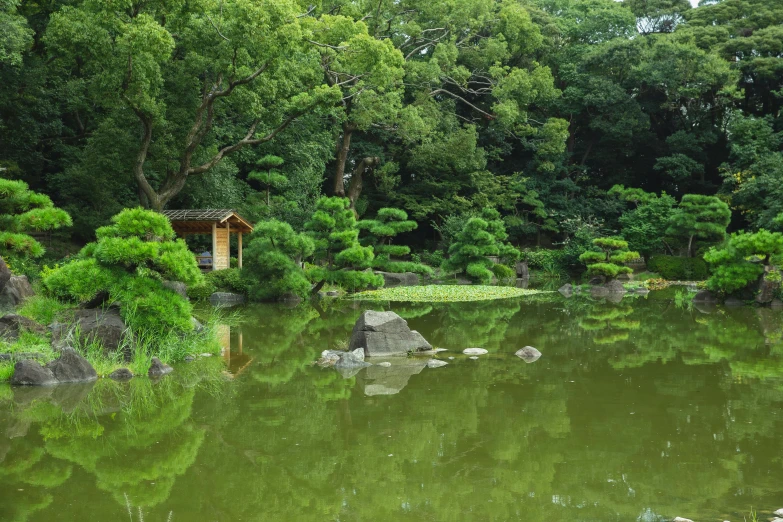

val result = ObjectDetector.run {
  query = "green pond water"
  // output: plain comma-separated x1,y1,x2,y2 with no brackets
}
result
2,291,783,522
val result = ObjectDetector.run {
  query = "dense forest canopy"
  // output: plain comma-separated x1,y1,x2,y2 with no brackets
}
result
1,0,781,249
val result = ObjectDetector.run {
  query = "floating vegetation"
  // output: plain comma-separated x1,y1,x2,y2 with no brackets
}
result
349,285,547,303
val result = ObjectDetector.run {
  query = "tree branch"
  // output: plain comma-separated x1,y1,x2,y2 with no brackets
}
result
429,89,495,119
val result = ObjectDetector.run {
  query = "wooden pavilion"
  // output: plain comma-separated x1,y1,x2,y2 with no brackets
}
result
160,209,253,271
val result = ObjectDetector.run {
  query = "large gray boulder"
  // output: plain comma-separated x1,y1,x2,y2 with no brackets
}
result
348,310,432,357
0,275,34,309
0,314,46,341
162,280,189,300
46,348,97,383
515,261,529,278
209,292,245,306
757,267,780,304
11,360,57,386
605,280,626,293
375,271,419,287
69,308,127,352
0,257,10,291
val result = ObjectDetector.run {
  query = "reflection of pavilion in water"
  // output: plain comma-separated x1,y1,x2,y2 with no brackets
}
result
217,324,253,375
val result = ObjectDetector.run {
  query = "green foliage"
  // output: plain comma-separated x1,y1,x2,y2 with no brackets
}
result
667,195,731,257
613,187,676,260
207,269,248,295
18,295,68,325
42,208,202,335
704,229,783,294
243,220,315,301
523,249,567,270
441,208,520,284
579,237,639,279
647,255,709,281
305,197,382,291
0,177,71,259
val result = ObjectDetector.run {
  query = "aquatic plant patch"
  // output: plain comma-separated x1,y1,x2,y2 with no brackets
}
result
349,285,546,302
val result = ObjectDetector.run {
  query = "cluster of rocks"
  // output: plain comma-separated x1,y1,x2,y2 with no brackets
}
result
317,310,543,391
0,259,35,310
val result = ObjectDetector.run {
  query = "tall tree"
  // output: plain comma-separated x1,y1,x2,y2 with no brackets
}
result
666,194,731,257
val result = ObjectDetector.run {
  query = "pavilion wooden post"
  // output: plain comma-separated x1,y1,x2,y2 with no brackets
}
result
227,221,231,267
238,232,243,268
211,222,217,272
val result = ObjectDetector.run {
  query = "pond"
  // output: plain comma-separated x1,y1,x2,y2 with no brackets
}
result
2,292,783,522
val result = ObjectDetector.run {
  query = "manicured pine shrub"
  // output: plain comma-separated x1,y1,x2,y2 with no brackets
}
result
666,194,731,257
304,197,383,292
42,208,202,334
704,229,783,294
579,237,639,280
0,178,72,259
441,208,520,284
242,219,314,300
359,208,433,276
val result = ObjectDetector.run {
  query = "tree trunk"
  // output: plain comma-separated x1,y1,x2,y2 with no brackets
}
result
687,235,694,258
346,156,380,209
333,123,355,197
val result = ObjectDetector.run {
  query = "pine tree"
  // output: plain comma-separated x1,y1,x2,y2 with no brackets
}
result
359,208,433,276
666,195,731,257
0,177,71,259
579,237,639,280
248,155,287,208
304,197,383,293
442,208,520,284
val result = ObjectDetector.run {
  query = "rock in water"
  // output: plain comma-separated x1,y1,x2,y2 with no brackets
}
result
46,348,97,383
462,348,488,355
469,356,479,360
334,349,371,371
693,289,719,304
209,292,246,306
0,314,46,342
515,346,541,363
426,359,448,368
317,350,343,366
148,357,173,378
515,261,529,278
757,268,781,304
349,310,432,357
558,283,573,297
109,368,134,381
672,518,694,522
776,508,783,516
605,280,626,294
377,361,392,367
11,360,57,386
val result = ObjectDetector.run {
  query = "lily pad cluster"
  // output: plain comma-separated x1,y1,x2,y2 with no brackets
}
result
349,285,545,303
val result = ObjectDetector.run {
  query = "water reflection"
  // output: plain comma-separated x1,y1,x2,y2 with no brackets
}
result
1,296,783,521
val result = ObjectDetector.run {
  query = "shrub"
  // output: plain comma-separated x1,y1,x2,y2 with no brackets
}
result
419,250,445,268
492,264,515,280
666,194,731,257
242,219,314,301
647,255,709,281
0,177,72,259
704,229,783,294
187,279,217,300
579,237,639,280
523,248,567,270
207,268,248,295
42,208,202,335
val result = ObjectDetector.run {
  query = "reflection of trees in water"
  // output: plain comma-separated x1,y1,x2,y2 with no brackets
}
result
3,298,783,521
578,301,640,345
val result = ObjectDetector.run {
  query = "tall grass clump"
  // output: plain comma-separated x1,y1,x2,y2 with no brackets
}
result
18,295,69,325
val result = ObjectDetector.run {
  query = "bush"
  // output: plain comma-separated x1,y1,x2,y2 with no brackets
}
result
187,280,217,300
579,237,639,279
647,255,709,281
206,268,247,294
418,250,445,268
492,264,515,280
704,229,783,294
42,208,203,335
523,248,567,270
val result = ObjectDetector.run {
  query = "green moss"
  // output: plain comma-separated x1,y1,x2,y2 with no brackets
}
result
350,285,546,302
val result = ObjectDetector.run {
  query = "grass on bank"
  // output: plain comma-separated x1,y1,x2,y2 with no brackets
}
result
349,285,547,303
1,303,226,381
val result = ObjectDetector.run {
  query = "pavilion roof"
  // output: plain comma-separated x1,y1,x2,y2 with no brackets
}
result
160,209,253,234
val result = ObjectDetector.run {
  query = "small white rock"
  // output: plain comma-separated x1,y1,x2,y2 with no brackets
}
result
426,359,448,368
434,348,448,352
775,509,783,517
199,353,213,357
377,362,392,367
463,348,488,355
672,517,694,522
448,356,455,360
469,356,479,360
